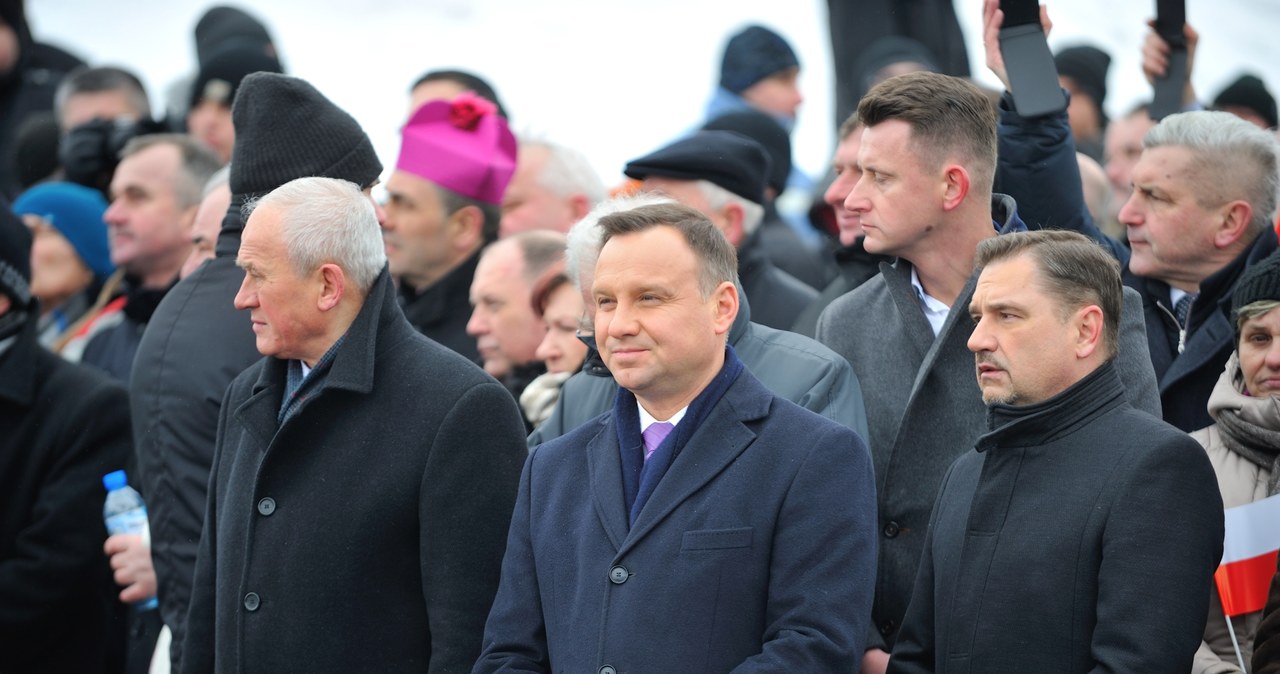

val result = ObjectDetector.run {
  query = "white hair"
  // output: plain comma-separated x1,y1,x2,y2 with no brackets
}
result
521,137,606,207
566,192,676,292
1144,110,1280,236
696,179,764,238
255,177,386,294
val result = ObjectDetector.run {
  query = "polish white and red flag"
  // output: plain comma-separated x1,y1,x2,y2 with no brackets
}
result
1215,493,1280,617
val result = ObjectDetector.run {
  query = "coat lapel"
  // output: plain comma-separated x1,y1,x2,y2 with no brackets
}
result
618,376,768,556
883,261,937,367
912,273,979,397
587,416,630,551
234,361,285,452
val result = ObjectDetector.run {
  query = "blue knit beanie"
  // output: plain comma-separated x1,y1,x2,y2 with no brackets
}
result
13,182,115,282
719,25,799,94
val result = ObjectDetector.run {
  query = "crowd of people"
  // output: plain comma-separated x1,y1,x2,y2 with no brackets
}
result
3,0,1280,672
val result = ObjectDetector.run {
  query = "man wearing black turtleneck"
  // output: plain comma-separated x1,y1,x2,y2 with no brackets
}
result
61,134,220,383
889,231,1224,674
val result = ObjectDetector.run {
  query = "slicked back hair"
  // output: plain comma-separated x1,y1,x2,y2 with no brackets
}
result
975,230,1122,359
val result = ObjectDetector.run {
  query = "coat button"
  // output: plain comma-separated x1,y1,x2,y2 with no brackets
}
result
879,619,896,635
882,521,900,538
257,497,276,516
244,592,260,611
608,566,629,584
599,666,616,674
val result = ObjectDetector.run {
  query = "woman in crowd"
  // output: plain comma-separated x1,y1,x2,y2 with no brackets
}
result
12,181,115,348
520,261,588,429
1193,251,1280,673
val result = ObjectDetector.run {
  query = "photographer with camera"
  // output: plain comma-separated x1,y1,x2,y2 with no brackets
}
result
55,66,165,198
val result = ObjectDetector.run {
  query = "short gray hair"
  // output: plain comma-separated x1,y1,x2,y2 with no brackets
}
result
119,134,223,209
522,138,606,207
696,179,764,238
1144,110,1280,238
566,193,675,292
255,177,386,294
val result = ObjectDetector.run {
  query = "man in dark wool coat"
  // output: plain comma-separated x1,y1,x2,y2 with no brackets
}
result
0,205,132,672
889,231,1225,673
180,177,527,673
475,202,877,672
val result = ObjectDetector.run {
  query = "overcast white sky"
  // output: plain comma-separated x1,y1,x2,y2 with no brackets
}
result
28,1,1280,186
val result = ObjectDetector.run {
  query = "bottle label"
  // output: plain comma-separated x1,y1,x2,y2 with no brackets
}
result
105,508,148,537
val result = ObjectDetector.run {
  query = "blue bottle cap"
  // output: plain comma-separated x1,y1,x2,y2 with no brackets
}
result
102,469,128,491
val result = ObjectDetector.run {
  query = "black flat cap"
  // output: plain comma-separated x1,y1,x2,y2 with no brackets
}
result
624,130,770,205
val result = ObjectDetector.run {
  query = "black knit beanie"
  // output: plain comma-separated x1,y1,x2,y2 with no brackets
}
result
189,45,282,109
1213,74,1278,130
194,6,274,66
1232,251,1280,332
0,205,32,309
1054,45,1110,125
719,25,799,94
229,72,383,198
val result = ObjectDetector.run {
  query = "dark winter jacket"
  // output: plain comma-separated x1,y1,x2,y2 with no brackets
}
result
1125,233,1278,431
77,278,172,384
181,268,528,674
0,308,132,673
815,195,1162,652
129,221,261,663
738,230,817,330
399,249,481,363
890,362,1223,673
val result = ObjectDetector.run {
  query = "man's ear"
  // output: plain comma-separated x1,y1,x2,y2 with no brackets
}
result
711,281,738,335
940,164,971,212
720,202,746,248
1073,304,1104,360
449,205,486,252
317,263,346,312
567,193,591,222
1214,200,1254,249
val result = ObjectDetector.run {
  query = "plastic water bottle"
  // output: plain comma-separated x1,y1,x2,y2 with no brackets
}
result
102,469,159,611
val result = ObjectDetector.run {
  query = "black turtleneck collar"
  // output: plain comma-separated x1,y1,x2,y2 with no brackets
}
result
121,275,177,324
976,359,1126,453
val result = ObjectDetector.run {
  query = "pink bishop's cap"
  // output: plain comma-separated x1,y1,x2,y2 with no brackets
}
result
395,92,517,205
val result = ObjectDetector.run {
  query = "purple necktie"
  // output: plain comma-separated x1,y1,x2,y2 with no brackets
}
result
642,422,675,462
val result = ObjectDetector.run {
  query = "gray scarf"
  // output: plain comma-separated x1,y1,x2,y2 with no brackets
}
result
1214,409,1280,496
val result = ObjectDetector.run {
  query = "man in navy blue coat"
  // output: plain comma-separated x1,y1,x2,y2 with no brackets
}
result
475,201,878,673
